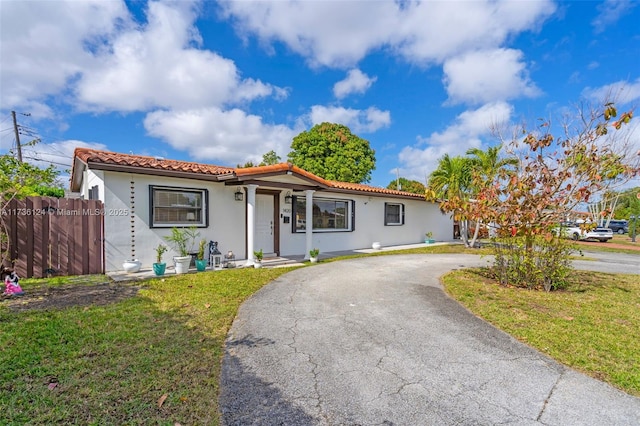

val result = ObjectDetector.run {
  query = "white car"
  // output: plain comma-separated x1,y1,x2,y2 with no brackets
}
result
555,222,613,242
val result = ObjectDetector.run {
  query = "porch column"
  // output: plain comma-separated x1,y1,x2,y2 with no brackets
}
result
245,184,258,266
304,189,315,260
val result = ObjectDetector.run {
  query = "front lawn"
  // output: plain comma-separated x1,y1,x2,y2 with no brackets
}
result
0,268,293,425
443,269,640,397
3,249,638,425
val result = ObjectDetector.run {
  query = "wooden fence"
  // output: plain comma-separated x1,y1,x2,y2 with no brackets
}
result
2,197,104,278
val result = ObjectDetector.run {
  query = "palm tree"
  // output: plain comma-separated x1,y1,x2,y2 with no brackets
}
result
466,144,518,184
465,144,519,246
427,154,473,246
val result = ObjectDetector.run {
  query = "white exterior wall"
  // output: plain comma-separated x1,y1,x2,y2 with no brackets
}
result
92,170,452,271
101,172,246,272
81,169,105,199
277,192,452,256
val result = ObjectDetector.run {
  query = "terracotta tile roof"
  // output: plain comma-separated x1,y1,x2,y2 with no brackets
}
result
72,148,425,199
328,180,425,199
232,164,421,198
73,148,234,175
232,163,331,186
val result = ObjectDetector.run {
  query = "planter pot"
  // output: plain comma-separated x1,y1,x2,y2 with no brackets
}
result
372,242,382,250
123,259,141,273
153,262,166,276
254,261,263,269
309,257,318,263
174,255,192,274
425,239,435,244
195,259,207,272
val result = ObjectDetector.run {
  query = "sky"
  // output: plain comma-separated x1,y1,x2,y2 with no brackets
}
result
1,0,639,190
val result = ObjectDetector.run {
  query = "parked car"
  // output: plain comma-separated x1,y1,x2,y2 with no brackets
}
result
554,222,613,242
606,220,628,234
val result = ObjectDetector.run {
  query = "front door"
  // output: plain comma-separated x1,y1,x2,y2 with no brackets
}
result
255,194,275,254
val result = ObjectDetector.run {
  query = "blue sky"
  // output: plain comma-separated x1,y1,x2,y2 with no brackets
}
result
1,0,639,189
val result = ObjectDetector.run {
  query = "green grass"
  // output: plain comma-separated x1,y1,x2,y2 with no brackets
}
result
3,245,638,424
442,269,640,397
0,268,294,425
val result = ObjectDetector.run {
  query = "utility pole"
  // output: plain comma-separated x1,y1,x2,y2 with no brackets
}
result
11,110,22,162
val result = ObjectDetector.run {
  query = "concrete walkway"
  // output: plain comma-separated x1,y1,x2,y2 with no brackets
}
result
220,254,640,425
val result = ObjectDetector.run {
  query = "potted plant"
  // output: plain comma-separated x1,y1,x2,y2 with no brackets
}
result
425,231,435,244
195,239,207,272
164,226,199,274
309,248,320,263
153,243,168,276
253,249,264,268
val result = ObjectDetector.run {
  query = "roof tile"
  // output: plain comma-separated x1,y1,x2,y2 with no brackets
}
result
73,148,425,199
74,148,233,175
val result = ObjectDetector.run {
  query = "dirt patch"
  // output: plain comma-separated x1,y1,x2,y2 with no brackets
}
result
1,282,141,312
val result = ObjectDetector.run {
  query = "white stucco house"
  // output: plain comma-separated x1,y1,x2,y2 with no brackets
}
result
70,148,453,272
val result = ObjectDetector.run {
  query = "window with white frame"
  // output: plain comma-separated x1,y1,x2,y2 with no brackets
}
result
150,186,208,227
293,197,354,232
384,202,404,225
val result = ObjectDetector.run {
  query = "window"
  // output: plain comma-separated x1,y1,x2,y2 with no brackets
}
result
293,197,354,232
150,186,208,227
384,203,404,226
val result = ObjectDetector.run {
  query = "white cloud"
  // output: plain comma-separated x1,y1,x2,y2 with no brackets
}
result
143,108,299,166
398,102,513,180
592,0,637,34
220,0,556,67
582,78,640,105
0,0,285,115
75,1,283,112
308,106,391,133
443,49,541,105
0,0,130,117
333,69,377,99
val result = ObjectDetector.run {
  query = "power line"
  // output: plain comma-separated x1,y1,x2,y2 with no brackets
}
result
23,155,71,168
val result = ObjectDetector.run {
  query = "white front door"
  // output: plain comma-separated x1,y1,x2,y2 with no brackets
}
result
255,194,274,254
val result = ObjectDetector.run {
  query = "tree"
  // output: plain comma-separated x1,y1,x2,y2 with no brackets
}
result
472,102,637,290
386,177,425,194
426,154,473,247
288,123,376,183
1,153,62,267
465,144,518,246
260,150,281,166
238,150,282,168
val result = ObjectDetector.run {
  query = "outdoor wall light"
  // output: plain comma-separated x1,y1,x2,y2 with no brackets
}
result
284,191,292,204
234,187,244,201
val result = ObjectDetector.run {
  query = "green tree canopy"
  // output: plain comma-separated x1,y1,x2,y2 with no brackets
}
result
613,186,640,220
288,123,376,183
386,177,426,194
260,150,281,166
238,150,282,168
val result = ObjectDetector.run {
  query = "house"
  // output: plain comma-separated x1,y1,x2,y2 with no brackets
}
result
70,148,453,271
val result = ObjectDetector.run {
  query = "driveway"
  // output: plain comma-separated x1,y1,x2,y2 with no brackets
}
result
220,254,640,425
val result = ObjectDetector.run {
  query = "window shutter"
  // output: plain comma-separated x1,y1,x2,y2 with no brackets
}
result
401,204,405,225
351,200,356,231
384,202,389,225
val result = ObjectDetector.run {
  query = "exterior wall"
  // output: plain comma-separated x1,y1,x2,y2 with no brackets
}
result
101,172,246,272
277,192,452,256
82,169,105,200
91,170,452,271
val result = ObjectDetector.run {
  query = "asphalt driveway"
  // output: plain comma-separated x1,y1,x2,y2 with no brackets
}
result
220,254,640,425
